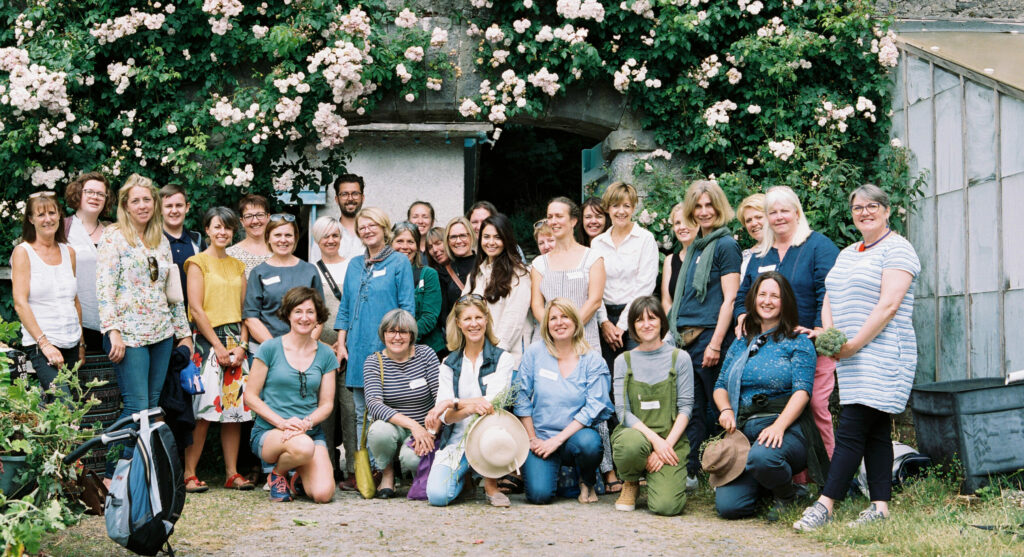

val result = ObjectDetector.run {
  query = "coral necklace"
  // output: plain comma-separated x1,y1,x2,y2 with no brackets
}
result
858,228,891,252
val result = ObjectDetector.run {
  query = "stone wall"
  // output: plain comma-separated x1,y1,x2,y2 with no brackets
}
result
879,0,1024,19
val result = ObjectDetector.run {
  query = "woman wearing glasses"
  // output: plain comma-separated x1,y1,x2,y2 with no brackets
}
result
245,287,339,503
712,272,825,519
243,214,324,354
363,309,440,498
334,207,416,450
463,214,532,366
97,174,193,473
794,185,920,531
12,192,83,391
63,172,114,352
227,194,272,278
436,217,477,334
391,222,444,354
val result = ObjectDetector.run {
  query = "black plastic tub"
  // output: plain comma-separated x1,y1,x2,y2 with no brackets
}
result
910,378,1024,493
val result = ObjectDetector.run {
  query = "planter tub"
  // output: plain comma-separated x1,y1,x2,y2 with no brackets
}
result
0,454,29,496
910,378,1024,493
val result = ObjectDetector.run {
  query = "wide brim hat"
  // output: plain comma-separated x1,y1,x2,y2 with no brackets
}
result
464,409,531,479
701,430,751,488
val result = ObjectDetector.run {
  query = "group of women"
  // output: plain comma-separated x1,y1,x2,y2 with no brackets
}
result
12,171,919,528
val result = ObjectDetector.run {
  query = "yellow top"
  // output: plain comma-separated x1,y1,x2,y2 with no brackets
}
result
184,252,246,328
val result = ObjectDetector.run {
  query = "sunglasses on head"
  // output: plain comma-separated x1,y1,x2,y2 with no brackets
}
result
270,213,296,223
29,191,57,199
533,219,548,229
458,293,485,304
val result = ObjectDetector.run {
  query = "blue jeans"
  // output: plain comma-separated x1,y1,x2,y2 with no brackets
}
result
522,428,602,505
715,416,807,519
426,453,472,507
103,335,173,476
352,388,366,449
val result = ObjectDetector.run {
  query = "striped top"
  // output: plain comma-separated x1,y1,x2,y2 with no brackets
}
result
532,248,603,351
825,233,920,413
363,344,440,425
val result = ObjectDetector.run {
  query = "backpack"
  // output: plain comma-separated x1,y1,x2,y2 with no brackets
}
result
105,410,185,556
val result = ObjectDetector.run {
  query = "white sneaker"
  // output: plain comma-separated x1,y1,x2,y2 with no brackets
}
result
685,475,699,493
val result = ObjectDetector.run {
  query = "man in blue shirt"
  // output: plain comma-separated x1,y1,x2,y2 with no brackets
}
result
161,183,207,312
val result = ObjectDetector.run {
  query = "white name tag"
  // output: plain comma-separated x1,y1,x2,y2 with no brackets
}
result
409,377,427,390
758,264,777,273
418,279,424,288
372,268,387,278
261,275,281,286
639,400,661,410
566,271,584,280
539,368,559,381
695,256,701,265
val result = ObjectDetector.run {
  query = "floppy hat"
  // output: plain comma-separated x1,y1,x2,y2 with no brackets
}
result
701,430,751,487
464,410,531,479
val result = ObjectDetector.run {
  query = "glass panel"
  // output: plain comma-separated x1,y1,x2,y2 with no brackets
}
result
968,180,998,293
934,87,963,194
892,108,907,148
965,81,996,184
1003,172,1024,290
913,297,937,384
1001,94,1024,178
969,292,1002,378
892,52,905,108
936,191,965,296
907,56,932,105
908,198,935,298
934,67,959,94
1005,289,1024,375
938,295,968,381
908,99,934,197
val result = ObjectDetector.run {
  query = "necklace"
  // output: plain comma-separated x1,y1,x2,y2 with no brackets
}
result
858,228,891,252
80,215,101,236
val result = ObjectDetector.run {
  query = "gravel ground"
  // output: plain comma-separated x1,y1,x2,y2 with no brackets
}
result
48,484,847,556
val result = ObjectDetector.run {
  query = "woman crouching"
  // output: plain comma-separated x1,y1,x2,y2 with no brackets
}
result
244,287,339,503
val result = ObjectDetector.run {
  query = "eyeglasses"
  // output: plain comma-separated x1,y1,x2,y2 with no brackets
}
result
385,330,411,339
241,211,269,222
851,203,883,215
270,213,296,223
457,293,484,304
29,191,57,199
147,256,159,282
82,189,108,199
358,223,380,233
449,233,469,242
298,369,308,398
337,192,362,199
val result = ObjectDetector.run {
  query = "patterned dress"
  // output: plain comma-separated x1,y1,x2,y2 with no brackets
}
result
226,243,271,279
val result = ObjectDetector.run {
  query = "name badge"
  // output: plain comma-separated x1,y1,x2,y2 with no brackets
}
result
758,264,777,273
539,368,559,381
418,279,424,288
695,256,701,265
372,268,387,278
261,275,281,286
639,400,661,410
566,271,584,280
409,377,427,390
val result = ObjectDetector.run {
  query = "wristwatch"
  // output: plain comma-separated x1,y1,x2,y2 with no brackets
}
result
452,398,460,411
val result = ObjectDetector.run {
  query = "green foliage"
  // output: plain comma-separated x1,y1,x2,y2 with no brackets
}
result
814,327,847,357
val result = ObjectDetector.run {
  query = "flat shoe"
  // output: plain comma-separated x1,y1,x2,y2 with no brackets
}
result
604,480,624,494
376,488,395,499
486,491,511,507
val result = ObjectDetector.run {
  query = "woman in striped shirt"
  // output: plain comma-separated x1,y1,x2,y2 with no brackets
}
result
363,309,440,499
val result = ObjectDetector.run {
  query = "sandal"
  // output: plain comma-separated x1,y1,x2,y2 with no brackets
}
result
497,474,524,494
604,480,624,494
224,473,255,491
185,476,209,493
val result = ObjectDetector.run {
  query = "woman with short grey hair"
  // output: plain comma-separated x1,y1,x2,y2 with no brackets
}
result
363,309,440,498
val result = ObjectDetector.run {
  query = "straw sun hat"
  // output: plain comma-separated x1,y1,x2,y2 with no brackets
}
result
464,409,531,479
701,430,751,487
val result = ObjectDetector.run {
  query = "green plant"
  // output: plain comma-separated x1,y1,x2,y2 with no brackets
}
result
814,327,846,357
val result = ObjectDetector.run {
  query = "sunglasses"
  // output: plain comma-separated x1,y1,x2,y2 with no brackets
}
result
458,293,484,304
29,191,57,199
270,213,296,222
748,334,769,357
147,256,159,282
533,219,548,229
298,369,309,398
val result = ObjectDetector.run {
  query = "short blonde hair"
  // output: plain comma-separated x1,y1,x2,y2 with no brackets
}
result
601,181,638,211
114,174,163,249
311,215,342,244
443,216,476,260
540,298,590,357
445,296,500,351
757,186,812,257
736,193,765,225
356,206,393,244
682,180,734,231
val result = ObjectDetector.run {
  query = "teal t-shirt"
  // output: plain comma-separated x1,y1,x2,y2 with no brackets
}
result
253,337,339,431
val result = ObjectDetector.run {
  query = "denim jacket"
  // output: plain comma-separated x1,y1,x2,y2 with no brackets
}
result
334,251,415,388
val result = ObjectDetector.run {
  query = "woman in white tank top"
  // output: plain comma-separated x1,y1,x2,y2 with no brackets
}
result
11,193,83,391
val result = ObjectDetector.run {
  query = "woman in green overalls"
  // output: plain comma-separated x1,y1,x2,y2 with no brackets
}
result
611,296,695,515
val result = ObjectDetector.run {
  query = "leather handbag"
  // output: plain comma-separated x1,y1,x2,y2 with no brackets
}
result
165,266,184,305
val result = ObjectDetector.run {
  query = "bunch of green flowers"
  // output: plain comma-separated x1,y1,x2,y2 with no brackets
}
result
814,327,847,357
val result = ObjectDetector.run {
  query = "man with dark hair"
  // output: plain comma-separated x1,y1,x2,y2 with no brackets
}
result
160,183,206,310
334,173,365,260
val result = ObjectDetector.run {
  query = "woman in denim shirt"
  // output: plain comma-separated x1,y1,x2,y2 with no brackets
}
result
334,207,416,447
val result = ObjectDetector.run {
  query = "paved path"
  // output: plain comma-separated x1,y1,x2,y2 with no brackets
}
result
51,486,844,556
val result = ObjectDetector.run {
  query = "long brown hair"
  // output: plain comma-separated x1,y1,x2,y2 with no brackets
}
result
743,271,799,342
468,213,527,303
22,194,67,244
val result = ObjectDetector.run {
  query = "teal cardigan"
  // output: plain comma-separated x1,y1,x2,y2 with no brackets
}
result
414,265,444,352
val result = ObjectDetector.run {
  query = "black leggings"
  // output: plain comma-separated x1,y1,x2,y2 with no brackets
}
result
822,404,893,502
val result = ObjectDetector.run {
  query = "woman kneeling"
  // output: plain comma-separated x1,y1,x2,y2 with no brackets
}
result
611,296,694,516
514,298,613,505
711,272,827,519
244,287,338,503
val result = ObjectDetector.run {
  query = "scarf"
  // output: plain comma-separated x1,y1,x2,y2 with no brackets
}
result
365,245,394,266
668,226,730,343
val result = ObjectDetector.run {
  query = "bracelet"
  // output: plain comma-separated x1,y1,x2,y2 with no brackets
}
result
720,408,734,414
707,346,721,352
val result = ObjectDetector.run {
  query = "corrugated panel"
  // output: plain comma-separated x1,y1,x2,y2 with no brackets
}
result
938,295,968,381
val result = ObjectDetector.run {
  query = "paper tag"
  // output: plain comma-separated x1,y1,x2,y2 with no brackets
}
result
539,368,559,381
566,271,584,280
695,256,701,265
261,275,281,286
372,268,387,278
639,400,661,410
418,278,424,288
409,377,427,390
758,264,777,273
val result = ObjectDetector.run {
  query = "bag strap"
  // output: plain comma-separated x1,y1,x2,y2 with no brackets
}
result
445,263,465,291
317,259,343,300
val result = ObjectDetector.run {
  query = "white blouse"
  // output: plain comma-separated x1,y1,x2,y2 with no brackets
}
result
590,223,659,329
